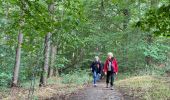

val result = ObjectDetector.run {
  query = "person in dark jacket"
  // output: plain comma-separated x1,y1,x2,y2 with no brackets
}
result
100,63,104,79
90,56,102,87
103,52,118,90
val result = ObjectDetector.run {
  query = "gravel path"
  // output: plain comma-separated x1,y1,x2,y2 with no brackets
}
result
67,81,123,100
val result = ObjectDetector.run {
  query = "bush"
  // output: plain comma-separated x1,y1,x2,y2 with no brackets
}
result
61,69,91,85
0,73,12,87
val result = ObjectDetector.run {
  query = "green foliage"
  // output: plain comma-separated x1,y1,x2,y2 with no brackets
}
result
142,42,168,61
56,56,70,69
61,69,91,85
0,73,11,86
136,3,170,37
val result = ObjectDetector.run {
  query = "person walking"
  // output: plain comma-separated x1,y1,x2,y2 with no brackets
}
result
103,52,118,90
90,56,102,87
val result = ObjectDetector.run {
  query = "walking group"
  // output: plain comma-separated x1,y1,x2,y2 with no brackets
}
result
90,52,118,90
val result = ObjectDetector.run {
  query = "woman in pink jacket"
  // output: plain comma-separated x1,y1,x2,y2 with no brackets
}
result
103,52,118,90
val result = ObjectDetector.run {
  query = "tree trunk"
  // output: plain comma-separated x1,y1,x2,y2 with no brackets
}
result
39,33,51,87
101,0,104,10
123,8,130,68
145,0,159,66
53,67,59,76
123,9,130,29
11,32,23,87
48,45,57,78
146,34,153,66
53,42,59,77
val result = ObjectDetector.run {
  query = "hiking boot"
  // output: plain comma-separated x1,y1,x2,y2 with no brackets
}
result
106,84,108,88
94,84,97,87
111,86,113,90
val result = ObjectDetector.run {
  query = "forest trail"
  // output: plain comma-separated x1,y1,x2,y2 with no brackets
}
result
66,80,123,100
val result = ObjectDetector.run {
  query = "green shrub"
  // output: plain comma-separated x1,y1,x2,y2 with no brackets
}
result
0,73,12,87
61,69,91,85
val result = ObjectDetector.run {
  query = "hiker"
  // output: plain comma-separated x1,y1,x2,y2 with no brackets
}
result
90,56,102,87
100,63,104,79
103,52,118,90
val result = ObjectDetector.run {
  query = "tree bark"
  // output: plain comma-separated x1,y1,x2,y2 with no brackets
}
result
52,45,59,76
53,66,59,76
39,32,51,87
11,32,23,87
48,45,57,78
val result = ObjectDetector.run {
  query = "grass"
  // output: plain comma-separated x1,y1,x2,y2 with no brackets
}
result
0,86,10,99
61,69,92,85
0,70,91,100
115,75,170,100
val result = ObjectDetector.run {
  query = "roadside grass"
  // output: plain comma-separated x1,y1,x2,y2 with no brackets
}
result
115,75,170,100
1,70,91,100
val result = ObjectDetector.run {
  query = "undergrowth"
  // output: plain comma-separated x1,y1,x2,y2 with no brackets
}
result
115,76,170,100
0,69,91,99
61,69,92,85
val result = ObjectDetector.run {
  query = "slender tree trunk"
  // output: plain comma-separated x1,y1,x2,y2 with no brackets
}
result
39,32,51,87
11,32,23,87
145,0,159,66
123,8,130,67
101,0,104,10
47,2,57,78
48,45,57,78
53,67,59,77
146,33,153,66
123,9,130,29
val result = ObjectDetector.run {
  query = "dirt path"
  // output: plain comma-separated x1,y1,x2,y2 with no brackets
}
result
67,81,123,100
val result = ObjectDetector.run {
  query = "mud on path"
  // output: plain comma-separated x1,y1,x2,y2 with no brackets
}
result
66,81,124,100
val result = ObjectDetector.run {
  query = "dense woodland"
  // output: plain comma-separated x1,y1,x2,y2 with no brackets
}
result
0,0,170,99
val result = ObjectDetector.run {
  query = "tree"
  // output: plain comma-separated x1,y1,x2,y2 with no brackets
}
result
39,32,51,86
12,32,23,87
48,44,57,78
11,0,26,87
136,1,170,37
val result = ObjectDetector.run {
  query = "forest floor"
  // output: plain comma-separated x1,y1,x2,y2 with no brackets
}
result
1,78,124,100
